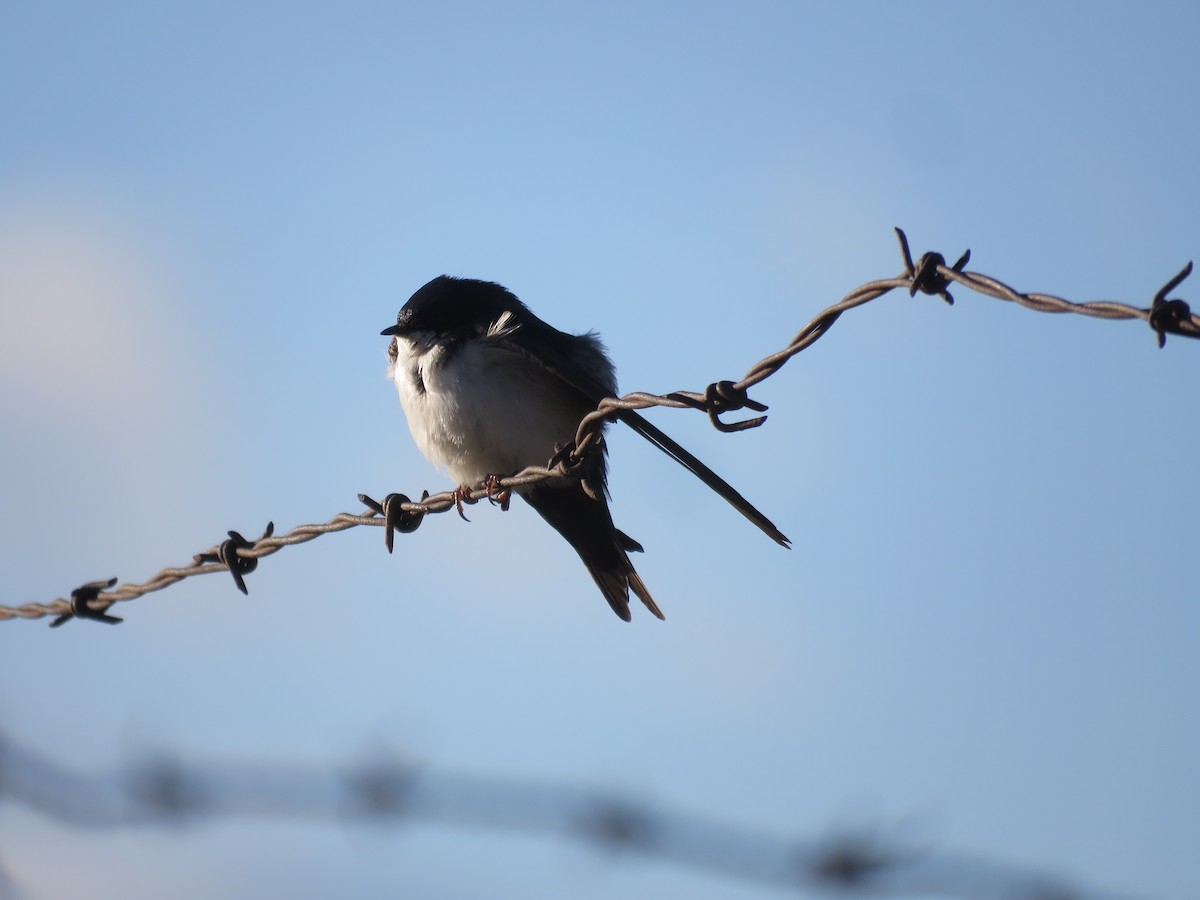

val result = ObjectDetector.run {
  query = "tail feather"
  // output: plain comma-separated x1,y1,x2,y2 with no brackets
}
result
627,571,665,620
615,408,791,547
587,566,634,622
522,482,663,621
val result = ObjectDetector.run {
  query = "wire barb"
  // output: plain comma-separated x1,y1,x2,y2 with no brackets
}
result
1148,260,1196,348
5,227,1199,625
194,522,275,595
808,833,908,886
358,493,424,553
581,800,657,851
669,380,770,432
128,758,207,820
345,760,417,817
48,577,121,628
896,226,971,305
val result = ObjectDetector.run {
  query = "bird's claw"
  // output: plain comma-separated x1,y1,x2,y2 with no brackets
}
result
483,474,511,510
548,440,578,471
452,484,478,521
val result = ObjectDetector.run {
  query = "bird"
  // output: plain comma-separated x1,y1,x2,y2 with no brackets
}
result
381,276,789,621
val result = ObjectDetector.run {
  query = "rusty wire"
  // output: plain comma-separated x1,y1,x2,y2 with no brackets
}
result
0,731,1144,900
2,227,1196,626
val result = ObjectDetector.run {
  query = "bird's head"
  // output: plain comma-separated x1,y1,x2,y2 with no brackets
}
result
381,276,527,355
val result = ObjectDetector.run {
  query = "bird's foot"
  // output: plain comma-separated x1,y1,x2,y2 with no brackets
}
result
483,474,511,511
452,484,478,521
548,440,577,472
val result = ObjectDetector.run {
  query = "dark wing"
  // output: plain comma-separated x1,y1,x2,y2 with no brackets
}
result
497,312,791,548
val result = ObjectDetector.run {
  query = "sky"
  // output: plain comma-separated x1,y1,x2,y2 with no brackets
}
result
1,2,1197,898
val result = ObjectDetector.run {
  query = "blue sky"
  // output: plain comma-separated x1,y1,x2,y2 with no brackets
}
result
1,2,1197,898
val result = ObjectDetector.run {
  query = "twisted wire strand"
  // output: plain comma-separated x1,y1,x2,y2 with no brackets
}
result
2,228,1195,625
0,732,1146,900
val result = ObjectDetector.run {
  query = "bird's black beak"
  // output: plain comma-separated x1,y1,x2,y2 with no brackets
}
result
382,309,413,336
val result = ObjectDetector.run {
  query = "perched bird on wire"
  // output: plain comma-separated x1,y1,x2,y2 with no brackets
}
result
382,277,789,621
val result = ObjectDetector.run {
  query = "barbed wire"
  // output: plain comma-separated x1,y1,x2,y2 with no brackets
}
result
2,227,1195,626
0,731,1148,900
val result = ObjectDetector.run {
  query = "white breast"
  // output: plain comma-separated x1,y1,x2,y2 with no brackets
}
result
391,337,588,485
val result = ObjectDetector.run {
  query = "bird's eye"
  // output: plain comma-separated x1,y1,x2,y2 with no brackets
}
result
387,337,398,362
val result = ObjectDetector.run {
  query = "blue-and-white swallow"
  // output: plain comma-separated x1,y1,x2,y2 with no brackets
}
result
382,276,789,621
